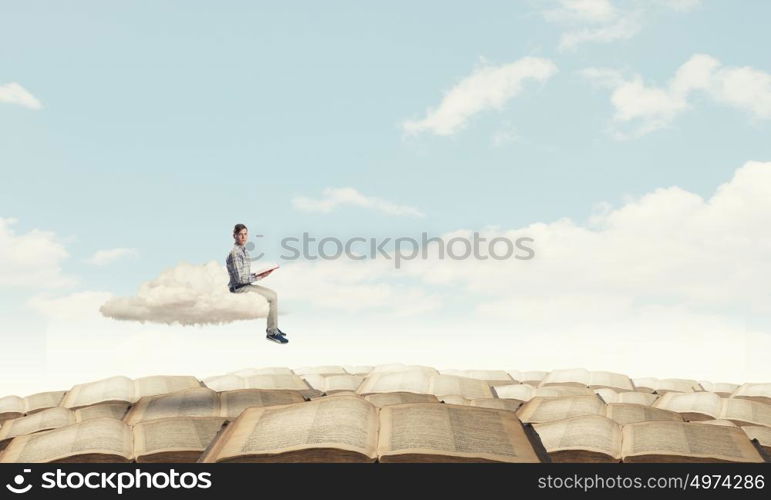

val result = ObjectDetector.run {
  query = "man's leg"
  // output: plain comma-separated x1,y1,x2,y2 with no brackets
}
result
235,284,278,331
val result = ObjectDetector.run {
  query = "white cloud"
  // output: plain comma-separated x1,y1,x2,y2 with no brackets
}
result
0,82,42,110
402,57,558,136
543,0,701,51
86,248,138,266
582,54,771,138
292,187,425,217
0,217,75,288
28,291,115,322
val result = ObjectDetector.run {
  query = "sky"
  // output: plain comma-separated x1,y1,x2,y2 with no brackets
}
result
1,0,771,396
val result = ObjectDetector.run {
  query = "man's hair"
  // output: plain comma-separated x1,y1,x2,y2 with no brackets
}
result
233,223,248,236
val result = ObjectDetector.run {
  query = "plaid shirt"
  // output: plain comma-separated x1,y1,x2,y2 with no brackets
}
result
226,244,254,288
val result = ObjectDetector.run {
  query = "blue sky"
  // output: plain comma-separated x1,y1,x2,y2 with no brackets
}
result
2,1,771,394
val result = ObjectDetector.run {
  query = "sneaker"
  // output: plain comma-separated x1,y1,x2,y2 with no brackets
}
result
266,331,288,344
267,327,288,338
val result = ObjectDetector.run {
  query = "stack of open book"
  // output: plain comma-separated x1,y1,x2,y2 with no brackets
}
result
0,366,768,463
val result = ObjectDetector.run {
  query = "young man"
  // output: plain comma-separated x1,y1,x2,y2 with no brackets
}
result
226,223,288,344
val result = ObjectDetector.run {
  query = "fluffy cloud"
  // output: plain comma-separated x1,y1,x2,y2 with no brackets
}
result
543,0,701,51
582,54,771,138
0,217,76,288
402,57,558,136
292,187,425,217
87,248,138,266
99,261,271,326
0,82,42,110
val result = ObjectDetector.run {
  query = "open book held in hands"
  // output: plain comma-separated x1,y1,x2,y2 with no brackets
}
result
251,263,279,282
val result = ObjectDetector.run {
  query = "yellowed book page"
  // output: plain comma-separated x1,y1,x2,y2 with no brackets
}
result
293,366,347,376
242,374,312,391
0,396,24,416
742,425,771,448
209,396,378,461
520,371,548,384
24,391,67,413
731,383,771,402
696,419,738,427
440,395,470,406
539,368,590,387
589,371,634,391
439,369,514,384
231,367,294,377
705,383,740,395
301,375,326,392
533,415,622,460
370,364,438,375
470,398,521,412
653,392,722,419
493,384,535,401
605,403,683,425
219,389,305,419
617,392,658,406
321,375,364,393
203,374,246,392
378,403,540,463
621,421,764,463
357,371,432,395
0,408,76,441
133,376,202,400
633,377,658,392
657,379,701,393
133,417,226,459
0,418,133,463
594,388,620,404
74,403,130,423
517,396,606,424
343,366,373,375
535,386,595,397
61,376,135,409
720,398,771,426
429,375,494,400
363,392,439,407
125,388,220,425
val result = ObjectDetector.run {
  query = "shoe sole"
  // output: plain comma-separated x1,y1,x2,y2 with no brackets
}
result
266,336,288,344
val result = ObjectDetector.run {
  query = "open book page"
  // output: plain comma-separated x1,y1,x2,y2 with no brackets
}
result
538,386,595,398
632,378,658,392
540,368,590,388
719,398,771,426
594,388,620,403
24,391,67,413
74,403,130,422
589,371,634,391
699,382,740,396
605,403,683,425
133,375,202,400
0,408,76,441
618,392,658,406
61,376,135,409
517,396,606,424
653,392,722,420
731,383,771,404
343,366,373,376
293,366,347,376
440,395,470,406
470,398,521,412
363,392,439,407
202,396,378,462
429,375,494,400
203,374,246,392
369,364,438,375
533,415,622,461
520,371,548,385
492,384,534,401
125,388,220,425
741,426,771,450
242,374,315,393
439,369,514,384
621,421,764,463
377,403,540,463
0,396,24,420
321,375,364,393
133,417,226,461
357,371,432,395
219,389,305,419
696,419,738,427
657,379,701,393
0,418,133,463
